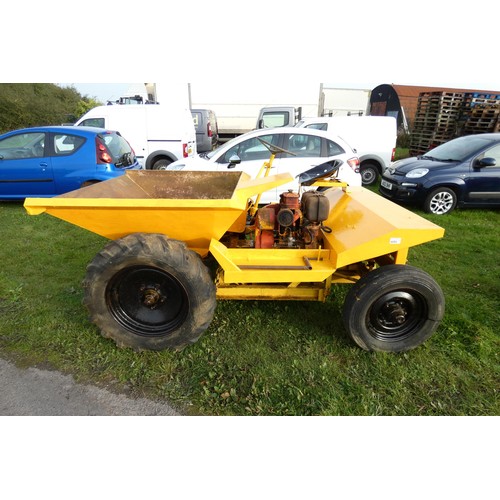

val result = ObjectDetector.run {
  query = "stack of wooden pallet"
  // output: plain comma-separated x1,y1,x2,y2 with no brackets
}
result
460,93,500,135
409,91,500,156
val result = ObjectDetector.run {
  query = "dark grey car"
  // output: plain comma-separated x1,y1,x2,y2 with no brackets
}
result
192,109,218,153
379,133,500,215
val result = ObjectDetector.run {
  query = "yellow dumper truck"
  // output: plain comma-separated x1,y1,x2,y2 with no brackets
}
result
24,155,445,353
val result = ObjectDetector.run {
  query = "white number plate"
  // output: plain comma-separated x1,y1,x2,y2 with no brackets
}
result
381,179,393,190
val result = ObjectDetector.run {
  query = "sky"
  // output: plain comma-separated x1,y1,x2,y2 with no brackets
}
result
14,1,498,103
67,77,500,107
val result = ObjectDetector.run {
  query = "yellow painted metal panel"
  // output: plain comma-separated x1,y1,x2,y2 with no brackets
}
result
215,271,330,301
209,239,335,284
319,187,444,267
216,285,327,301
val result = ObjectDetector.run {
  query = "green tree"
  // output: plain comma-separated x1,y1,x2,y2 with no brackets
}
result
74,96,102,121
0,83,102,133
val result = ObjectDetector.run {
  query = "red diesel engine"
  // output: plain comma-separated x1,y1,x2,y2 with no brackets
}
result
254,190,330,249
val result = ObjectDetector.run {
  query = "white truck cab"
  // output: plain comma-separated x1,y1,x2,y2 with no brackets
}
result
75,104,196,170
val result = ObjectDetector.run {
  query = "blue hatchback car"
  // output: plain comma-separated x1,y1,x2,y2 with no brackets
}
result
0,126,141,200
380,133,500,215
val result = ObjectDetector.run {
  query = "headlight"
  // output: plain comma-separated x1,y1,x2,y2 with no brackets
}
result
406,168,429,178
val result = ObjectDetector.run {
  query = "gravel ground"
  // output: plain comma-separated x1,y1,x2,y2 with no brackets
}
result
0,356,180,416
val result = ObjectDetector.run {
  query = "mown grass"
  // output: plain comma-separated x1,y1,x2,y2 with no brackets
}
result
0,199,498,415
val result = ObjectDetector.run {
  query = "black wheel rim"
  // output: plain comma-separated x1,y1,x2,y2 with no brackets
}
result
367,290,427,343
106,265,189,337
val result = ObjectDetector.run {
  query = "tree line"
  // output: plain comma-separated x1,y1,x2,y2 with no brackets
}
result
0,83,101,134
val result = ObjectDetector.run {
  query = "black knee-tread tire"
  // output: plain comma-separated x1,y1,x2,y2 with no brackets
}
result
82,233,216,351
342,265,445,352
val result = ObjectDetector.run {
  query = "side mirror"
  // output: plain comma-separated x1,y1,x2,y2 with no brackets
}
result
476,157,496,168
258,119,264,129
227,154,241,169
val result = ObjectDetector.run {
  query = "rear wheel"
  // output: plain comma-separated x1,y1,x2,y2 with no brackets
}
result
360,162,379,186
152,158,173,170
342,265,445,352
423,187,457,215
83,233,216,351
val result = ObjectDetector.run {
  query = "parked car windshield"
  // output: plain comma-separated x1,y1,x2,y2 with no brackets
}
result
205,135,242,160
425,135,494,161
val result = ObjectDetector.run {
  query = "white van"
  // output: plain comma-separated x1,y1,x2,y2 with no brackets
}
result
75,104,196,170
295,116,397,185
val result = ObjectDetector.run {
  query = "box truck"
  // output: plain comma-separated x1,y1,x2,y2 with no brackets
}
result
141,83,372,143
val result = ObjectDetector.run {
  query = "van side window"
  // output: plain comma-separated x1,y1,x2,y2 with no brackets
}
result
192,112,201,131
79,118,105,128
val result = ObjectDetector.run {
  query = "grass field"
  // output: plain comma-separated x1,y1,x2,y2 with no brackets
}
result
0,194,498,416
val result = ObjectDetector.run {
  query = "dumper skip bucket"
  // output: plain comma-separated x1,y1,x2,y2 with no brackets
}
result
24,170,294,256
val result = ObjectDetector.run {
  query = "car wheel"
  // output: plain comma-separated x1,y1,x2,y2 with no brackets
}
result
360,162,379,186
423,187,457,215
152,159,172,170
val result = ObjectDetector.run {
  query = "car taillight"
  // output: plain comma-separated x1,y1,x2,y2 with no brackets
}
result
183,143,188,158
207,122,213,138
96,137,112,164
391,147,396,162
347,157,360,173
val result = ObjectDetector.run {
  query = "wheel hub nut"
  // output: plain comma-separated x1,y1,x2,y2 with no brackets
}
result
141,286,163,307
386,303,407,324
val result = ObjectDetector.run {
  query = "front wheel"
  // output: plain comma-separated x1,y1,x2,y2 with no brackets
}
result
342,265,445,352
83,233,216,351
423,187,457,215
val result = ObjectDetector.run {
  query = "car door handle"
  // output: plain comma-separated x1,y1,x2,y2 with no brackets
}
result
39,162,48,170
